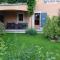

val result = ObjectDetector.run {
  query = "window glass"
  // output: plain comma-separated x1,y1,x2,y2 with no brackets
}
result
41,13,47,27
34,13,40,25
18,14,23,21
44,0,60,3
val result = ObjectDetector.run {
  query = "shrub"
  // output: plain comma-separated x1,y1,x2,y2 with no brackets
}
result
43,16,51,37
0,0,4,3
7,0,16,3
0,22,5,35
43,16,59,40
0,37,7,60
17,0,27,3
25,28,37,35
58,16,60,26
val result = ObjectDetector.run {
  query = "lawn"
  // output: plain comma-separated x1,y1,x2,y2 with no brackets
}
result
1,33,60,60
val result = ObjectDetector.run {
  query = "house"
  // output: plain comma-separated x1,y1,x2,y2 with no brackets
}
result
0,0,60,33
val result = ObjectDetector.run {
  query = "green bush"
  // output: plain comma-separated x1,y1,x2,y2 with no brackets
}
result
0,22,5,35
7,0,16,3
0,0,3,3
25,28,37,35
0,37,7,60
43,16,59,40
17,0,27,3
0,0,7,3
58,16,60,26
56,16,60,36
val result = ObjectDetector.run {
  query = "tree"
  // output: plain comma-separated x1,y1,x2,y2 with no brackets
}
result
7,0,16,3
43,16,59,40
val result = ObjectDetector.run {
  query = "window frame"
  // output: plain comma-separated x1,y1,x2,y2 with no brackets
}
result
31,11,47,31
18,14,23,21
17,13,24,23
43,0,60,4
34,13,40,25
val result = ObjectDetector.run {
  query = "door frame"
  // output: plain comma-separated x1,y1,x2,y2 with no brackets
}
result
32,11,47,30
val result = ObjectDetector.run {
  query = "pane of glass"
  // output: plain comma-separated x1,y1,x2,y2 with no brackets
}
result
34,13,40,25
41,13,47,27
18,14,23,21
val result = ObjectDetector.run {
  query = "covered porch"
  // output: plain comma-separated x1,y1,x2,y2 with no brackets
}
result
0,10,29,32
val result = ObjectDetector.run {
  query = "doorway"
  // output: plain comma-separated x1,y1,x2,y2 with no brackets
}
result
34,12,47,30
0,15,4,23
34,13,40,29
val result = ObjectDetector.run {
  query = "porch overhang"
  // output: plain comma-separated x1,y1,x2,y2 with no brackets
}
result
0,3,28,11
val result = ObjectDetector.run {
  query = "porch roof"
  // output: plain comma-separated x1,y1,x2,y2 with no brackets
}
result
0,3,28,11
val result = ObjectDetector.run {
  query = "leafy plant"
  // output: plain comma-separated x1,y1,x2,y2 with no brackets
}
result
17,0,27,3
7,0,16,3
0,22,5,35
0,37,7,60
25,28,37,35
0,0,2,3
43,16,59,40
57,16,60,27
27,0,36,15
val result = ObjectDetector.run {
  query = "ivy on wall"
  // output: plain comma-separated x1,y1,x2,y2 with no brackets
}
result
27,0,36,16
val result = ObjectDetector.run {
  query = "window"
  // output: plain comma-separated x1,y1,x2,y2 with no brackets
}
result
34,12,47,27
34,13,40,25
18,14,23,21
41,13,47,27
44,0,60,3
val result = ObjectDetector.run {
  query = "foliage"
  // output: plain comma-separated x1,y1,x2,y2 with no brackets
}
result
43,16,60,40
17,0,27,3
43,16,50,37
0,0,3,3
56,16,60,36
7,0,16,3
27,0,36,15
0,22,5,35
25,28,37,35
58,16,60,26
0,37,7,60
1,33,60,60
20,46,56,60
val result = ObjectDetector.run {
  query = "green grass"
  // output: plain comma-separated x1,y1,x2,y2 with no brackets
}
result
1,33,60,60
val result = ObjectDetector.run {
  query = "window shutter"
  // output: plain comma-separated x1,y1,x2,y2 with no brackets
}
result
41,13,47,27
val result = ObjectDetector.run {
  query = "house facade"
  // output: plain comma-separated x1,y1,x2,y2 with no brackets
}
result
0,0,60,33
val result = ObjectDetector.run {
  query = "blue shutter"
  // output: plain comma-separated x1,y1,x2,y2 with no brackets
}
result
41,13,47,27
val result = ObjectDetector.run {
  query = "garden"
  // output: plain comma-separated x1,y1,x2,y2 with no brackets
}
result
0,16,60,60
